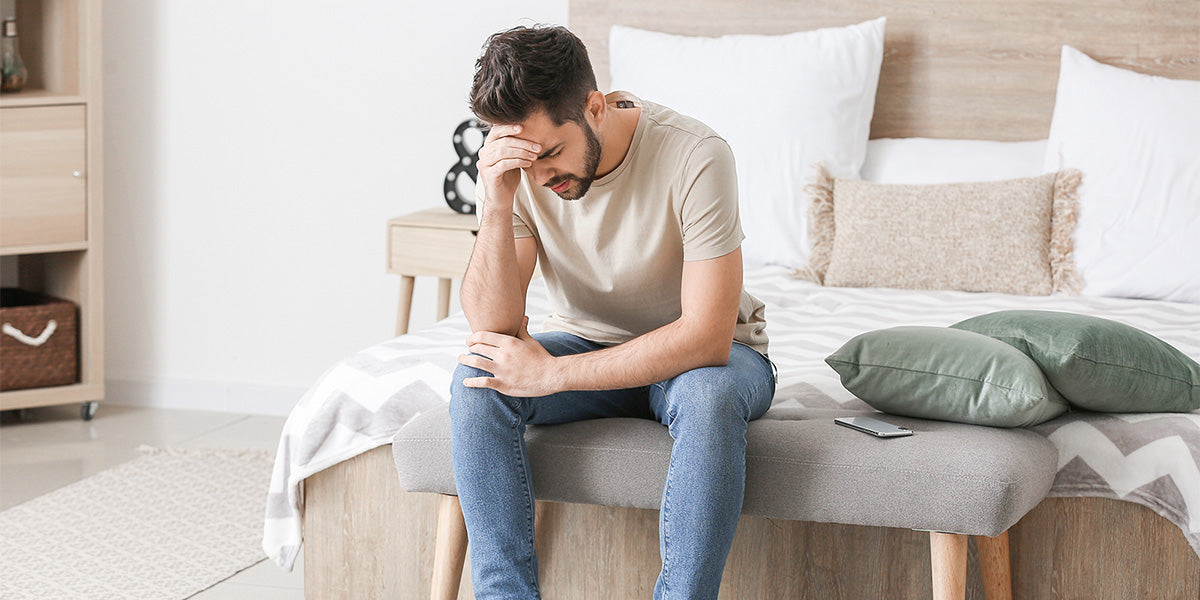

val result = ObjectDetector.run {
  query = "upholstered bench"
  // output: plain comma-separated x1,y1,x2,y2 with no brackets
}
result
392,405,1059,600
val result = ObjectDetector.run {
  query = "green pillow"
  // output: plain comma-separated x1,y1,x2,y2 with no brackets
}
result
825,326,1069,427
951,310,1200,413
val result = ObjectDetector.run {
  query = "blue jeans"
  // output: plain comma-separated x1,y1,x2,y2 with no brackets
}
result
449,331,776,599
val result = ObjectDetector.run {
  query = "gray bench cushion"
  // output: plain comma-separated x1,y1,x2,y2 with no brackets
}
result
392,404,1058,537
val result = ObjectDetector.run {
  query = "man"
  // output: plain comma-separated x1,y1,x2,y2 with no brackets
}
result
450,24,774,599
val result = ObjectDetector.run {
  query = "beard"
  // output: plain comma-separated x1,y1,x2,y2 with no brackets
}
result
547,124,603,200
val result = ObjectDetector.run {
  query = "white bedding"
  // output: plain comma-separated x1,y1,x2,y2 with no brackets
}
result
263,266,1200,570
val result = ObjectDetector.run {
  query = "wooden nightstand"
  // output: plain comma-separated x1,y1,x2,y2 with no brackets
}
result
387,208,479,335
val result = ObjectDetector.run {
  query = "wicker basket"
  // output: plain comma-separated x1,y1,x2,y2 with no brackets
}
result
0,288,79,391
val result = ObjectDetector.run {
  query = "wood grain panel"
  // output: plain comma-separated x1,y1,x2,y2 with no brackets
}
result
307,446,1196,599
0,105,87,247
388,225,476,278
303,446,474,600
386,209,479,278
11,0,82,96
1010,496,1200,598
572,0,1200,140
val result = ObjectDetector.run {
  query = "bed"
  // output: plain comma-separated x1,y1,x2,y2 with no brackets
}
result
264,1,1200,598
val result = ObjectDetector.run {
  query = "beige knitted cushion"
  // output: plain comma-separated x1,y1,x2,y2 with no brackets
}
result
800,166,1082,295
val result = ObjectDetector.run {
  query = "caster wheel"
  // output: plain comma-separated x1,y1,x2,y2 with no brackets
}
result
81,401,99,421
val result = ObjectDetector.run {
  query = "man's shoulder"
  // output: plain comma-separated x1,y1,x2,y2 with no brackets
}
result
638,99,734,171
641,99,723,147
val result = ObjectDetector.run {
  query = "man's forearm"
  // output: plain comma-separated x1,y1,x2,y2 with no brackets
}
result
556,315,734,391
461,203,526,336
551,252,742,392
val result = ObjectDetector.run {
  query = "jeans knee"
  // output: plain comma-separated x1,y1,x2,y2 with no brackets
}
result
451,362,489,395
450,363,512,422
666,370,752,425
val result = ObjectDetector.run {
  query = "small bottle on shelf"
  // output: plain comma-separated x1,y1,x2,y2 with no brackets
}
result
2,17,28,93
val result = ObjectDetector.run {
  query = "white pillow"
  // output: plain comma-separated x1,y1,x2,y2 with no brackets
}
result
1044,46,1200,303
609,19,885,268
862,138,1048,184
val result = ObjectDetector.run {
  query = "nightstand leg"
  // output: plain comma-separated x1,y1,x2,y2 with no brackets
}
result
437,278,452,321
397,276,415,336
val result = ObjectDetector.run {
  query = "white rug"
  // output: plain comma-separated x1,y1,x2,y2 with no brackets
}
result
0,446,274,599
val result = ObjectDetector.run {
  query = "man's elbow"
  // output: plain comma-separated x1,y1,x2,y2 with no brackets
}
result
461,291,523,337
698,336,733,368
678,313,735,367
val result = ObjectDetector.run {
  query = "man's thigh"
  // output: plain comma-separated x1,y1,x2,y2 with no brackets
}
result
647,343,776,425
518,331,655,425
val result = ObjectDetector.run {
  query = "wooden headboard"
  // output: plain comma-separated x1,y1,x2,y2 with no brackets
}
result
572,0,1200,140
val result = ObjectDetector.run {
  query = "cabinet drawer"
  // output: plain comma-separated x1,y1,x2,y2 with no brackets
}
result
388,225,476,278
0,105,88,248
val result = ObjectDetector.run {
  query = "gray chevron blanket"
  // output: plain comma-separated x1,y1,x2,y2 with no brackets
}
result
263,266,1200,570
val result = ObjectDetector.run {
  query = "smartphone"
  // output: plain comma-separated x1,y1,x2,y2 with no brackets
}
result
834,416,914,438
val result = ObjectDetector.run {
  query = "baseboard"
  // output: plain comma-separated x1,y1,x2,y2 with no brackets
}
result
105,378,306,416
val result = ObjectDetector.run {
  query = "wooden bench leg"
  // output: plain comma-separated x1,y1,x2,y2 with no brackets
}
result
431,494,468,600
930,532,968,600
975,531,1013,600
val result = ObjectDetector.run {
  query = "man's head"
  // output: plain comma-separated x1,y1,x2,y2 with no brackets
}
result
471,24,597,128
471,25,605,200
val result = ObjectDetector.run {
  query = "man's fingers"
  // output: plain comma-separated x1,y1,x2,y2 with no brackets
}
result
464,344,502,361
462,376,497,390
481,144,539,168
488,158,532,173
489,136,541,153
480,128,541,156
458,353,495,373
484,123,517,137
485,124,528,139
467,330,514,347
479,149,535,175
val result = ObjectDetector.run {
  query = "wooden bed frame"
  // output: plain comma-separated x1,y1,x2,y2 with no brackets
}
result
307,446,1200,598
303,1,1200,597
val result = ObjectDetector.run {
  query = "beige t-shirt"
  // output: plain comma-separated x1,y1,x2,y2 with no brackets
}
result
478,92,768,355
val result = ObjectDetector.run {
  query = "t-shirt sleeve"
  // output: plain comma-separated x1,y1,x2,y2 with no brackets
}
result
474,175,534,239
678,136,744,262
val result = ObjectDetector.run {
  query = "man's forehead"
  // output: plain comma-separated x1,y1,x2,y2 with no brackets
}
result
516,111,577,144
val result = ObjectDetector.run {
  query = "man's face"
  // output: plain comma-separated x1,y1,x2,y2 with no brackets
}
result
511,111,602,200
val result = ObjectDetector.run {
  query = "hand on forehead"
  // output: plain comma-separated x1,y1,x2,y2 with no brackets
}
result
493,111,572,143
486,123,523,138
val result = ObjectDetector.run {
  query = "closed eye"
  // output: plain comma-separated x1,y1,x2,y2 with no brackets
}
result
538,144,563,160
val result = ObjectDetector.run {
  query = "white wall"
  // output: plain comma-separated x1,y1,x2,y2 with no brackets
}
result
102,1,569,414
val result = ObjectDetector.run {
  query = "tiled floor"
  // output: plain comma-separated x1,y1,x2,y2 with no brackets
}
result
0,403,304,599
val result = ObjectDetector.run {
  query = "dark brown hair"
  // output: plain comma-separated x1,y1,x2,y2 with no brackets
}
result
470,25,598,126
